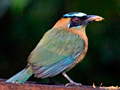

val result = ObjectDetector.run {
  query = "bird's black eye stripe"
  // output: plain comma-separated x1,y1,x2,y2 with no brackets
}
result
68,16,88,28
79,16,88,21
71,17,80,23
71,16,88,23
62,15,88,21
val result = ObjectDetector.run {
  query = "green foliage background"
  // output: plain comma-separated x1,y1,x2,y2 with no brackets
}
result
0,0,120,86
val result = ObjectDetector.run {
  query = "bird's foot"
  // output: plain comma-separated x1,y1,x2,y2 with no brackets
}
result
65,81,82,86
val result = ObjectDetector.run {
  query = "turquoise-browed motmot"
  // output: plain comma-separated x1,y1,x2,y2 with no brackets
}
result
6,12,104,86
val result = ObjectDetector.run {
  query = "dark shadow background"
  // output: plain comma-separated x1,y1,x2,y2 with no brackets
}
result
0,0,120,86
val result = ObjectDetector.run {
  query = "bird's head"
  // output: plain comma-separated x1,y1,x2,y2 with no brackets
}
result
52,12,104,33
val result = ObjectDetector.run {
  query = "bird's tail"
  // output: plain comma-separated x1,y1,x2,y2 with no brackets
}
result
6,66,33,83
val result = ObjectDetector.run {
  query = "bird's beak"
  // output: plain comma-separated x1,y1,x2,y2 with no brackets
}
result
87,15,104,23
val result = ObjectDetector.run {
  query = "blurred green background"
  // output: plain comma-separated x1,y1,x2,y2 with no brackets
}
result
0,0,120,86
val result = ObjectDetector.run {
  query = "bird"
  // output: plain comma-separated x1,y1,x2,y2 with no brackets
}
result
6,12,104,86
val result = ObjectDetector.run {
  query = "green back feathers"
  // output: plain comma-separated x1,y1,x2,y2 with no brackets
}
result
28,28,84,67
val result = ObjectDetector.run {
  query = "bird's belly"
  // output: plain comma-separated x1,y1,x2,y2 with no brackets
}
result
65,42,88,72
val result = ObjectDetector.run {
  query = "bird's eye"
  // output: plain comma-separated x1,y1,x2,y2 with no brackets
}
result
74,17,80,23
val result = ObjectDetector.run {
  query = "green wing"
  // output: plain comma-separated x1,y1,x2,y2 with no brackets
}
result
28,28,84,67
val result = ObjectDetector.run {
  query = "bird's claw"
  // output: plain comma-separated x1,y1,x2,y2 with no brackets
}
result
65,82,82,86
